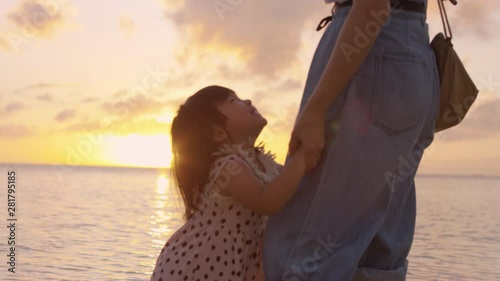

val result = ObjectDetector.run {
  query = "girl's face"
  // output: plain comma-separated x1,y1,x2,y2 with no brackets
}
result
216,92,267,144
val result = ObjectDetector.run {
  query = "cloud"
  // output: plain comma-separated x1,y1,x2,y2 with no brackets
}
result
428,0,500,40
3,102,25,114
6,0,72,38
101,93,172,120
119,15,136,35
36,92,53,102
249,78,303,105
62,118,170,135
60,120,101,132
80,97,99,103
115,118,170,135
0,36,9,50
55,108,76,122
112,90,128,99
22,84,187,137
0,0,75,52
163,0,327,76
20,82,63,91
440,98,500,141
451,1,500,39
263,102,298,133
0,124,33,138
56,92,177,134
250,77,302,106
273,78,304,93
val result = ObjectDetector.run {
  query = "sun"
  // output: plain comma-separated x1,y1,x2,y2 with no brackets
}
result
156,110,175,124
102,133,173,168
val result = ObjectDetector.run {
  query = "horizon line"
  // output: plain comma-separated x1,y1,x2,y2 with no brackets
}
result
1,162,499,178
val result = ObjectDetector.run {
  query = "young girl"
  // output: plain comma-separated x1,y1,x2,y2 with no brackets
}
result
150,85,308,281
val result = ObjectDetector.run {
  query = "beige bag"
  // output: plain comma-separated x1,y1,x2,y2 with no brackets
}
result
431,0,479,132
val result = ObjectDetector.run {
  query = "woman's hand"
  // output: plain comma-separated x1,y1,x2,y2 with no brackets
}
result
288,108,326,172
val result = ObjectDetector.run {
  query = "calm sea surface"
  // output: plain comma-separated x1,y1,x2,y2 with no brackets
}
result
0,164,498,281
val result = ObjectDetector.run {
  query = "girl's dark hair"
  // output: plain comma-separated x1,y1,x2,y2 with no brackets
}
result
170,85,233,220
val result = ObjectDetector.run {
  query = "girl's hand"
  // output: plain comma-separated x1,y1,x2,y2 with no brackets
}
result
289,108,326,172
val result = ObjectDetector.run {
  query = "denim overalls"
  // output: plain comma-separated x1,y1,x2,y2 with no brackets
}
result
263,2,439,280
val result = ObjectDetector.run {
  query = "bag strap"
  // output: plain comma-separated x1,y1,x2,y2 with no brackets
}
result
437,0,457,39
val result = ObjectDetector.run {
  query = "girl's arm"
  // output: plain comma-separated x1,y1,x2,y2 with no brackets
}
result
214,148,306,216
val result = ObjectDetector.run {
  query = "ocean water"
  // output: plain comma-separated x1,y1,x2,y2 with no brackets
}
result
0,164,498,281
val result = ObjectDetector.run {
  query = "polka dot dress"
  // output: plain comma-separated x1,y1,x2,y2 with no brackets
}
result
150,153,280,281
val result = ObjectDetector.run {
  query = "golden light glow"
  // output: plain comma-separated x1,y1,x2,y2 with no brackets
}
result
0,0,497,176
156,110,175,124
103,134,172,168
156,174,169,195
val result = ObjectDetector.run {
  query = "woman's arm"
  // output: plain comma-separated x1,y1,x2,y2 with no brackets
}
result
214,148,306,216
288,0,391,169
305,0,390,115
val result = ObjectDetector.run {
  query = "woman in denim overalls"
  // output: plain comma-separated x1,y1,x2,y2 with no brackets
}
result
263,0,439,280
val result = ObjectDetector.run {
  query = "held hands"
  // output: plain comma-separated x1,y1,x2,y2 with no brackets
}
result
288,108,326,172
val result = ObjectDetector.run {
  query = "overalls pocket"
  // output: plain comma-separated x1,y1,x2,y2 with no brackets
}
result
370,54,429,136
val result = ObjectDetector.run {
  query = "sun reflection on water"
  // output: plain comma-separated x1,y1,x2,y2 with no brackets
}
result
156,174,168,195
149,172,184,253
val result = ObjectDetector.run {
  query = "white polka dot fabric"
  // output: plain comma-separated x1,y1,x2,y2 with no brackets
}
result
150,154,270,281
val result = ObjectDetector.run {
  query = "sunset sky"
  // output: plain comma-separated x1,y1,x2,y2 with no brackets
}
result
0,0,499,176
